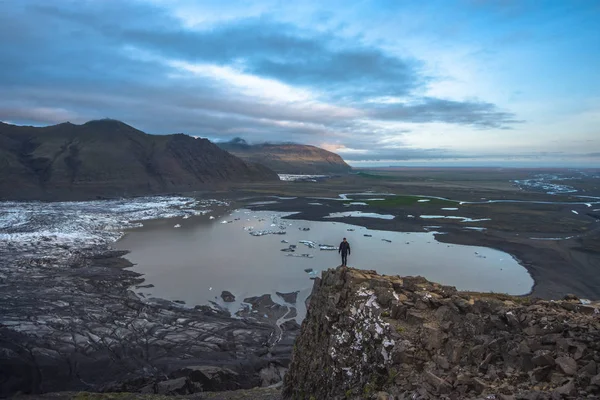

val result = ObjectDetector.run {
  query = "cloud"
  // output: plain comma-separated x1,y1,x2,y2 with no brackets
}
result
30,3,424,99
0,0,527,157
367,97,522,129
0,106,79,125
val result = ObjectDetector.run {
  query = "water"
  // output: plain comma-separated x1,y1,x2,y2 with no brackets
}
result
116,209,534,318
325,211,395,219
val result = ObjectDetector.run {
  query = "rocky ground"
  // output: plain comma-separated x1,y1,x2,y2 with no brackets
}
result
4,170,600,398
13,387,282,399
0,198,300,397
0,245,299,397
284,267,600,399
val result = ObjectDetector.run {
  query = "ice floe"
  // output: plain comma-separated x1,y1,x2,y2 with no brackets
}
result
325,211,395,220
512,174,579,195
278,174,327,181
420,215,491,223
530,236,575,241
247,201,280,206
318,245,337,251
0,196,224,265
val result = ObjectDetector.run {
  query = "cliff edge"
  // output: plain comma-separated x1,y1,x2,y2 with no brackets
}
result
284,267,600,400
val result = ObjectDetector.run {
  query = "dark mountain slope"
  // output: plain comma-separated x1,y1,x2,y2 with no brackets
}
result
217,138,352,174
0,120,279,200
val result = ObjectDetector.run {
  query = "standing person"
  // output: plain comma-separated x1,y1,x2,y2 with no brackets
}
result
338,237,351,266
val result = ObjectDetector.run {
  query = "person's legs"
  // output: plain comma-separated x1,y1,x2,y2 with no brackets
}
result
341,253,347,266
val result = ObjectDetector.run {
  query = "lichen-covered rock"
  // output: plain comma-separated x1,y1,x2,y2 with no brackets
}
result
283,266,600,400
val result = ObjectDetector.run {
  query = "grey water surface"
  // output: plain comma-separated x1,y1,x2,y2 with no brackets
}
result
116,209,534,319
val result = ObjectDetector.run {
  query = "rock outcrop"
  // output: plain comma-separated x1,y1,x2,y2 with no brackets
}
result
284,267,600,399
0,247,297,397
0,120,279,200
217,138,351,174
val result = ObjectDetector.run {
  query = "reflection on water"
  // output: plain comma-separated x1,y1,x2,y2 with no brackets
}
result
116,209,534,320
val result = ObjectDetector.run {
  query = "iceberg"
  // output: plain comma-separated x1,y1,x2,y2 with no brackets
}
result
319,245,337,251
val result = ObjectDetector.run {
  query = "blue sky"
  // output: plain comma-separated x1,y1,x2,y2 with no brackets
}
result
1,0,599,166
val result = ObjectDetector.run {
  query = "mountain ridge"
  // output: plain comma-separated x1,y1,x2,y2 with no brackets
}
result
217,137,352,174
0,120,279,200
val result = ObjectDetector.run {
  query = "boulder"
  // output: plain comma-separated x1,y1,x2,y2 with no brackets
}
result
221,290,236,302
276,291,299,304
555,356,578,376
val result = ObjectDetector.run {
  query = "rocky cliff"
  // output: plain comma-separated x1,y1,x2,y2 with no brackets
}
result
0,120,279,200
284,267,600,400
217,138,352,174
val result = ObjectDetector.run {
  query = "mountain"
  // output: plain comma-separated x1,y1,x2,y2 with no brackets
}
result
0,120,279,200
217,138,352,174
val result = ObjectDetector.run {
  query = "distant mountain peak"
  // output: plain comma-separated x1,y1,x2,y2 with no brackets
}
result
223,137,251,149
230,137,248,145
83,119,131,128
217,140,351,174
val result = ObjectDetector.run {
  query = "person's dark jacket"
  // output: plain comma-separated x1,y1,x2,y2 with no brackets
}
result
339,241,351,255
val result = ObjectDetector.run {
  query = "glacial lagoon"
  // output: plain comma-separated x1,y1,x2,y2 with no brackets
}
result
116,209,535,319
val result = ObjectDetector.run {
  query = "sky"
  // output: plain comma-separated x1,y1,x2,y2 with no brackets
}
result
1,0,599,167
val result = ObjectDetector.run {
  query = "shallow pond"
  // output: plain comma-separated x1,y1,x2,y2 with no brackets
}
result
116,209,534,319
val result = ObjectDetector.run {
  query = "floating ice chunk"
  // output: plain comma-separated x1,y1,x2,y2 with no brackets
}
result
248,201,279,205
381,239,392,243
249,230,286,236
325,211,395,220
182,215,190,219
174,224,181,228
420,215,491,222
278,174,327,181
441,208,458,211
319,244,337,251
572,210,579,214
287,253,314,259
299,240,316,248
418,199,430,202
209,216,215,219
